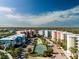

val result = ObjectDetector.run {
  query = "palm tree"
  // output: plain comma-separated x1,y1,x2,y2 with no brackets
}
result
70,47,78,59
43,48,53,57
0,52,8,59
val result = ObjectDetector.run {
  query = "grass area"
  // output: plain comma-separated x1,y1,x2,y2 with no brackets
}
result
0,52,9,59
0,30,15,38
37,38,43,45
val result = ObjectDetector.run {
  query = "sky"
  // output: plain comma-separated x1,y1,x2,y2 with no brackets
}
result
0,0,79,27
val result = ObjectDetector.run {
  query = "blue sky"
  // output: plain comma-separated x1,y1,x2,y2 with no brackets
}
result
0,0,79,27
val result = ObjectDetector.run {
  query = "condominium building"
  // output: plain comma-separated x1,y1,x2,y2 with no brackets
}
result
44,30,48,38
0,34,26,48
44,30,51,38
38,30,44,36
51,30,57,41
48,30,52,37
75,34,79,58
59,32,67,40
0,37,15,48
66,34,75,55
51,30,66,41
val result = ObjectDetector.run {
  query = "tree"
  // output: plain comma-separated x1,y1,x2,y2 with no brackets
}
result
70,47,78,59
24,53,29,58
5,43,23,59
70,47,78,54
0,42,3,49
61,40,67,50
0,52,8,59
43,48,53,57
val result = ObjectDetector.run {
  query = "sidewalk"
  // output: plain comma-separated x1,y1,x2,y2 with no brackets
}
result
27,56,51,59
46,38,70,59
53,44,65,59
61,48,71,59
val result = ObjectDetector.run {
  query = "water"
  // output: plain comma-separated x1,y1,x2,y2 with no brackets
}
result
35,45,47,55
35,38,47,55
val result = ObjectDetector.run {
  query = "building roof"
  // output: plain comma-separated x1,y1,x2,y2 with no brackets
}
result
0,34,25,41
0,37,14,40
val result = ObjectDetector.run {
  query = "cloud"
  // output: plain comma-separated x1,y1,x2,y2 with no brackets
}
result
70,6,79,13
0,5,79,26
0,7,14,14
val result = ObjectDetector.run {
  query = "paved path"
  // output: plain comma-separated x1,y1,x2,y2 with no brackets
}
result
27,56,51,59
53,44,66,59
45,38,67,59
0,49,13,59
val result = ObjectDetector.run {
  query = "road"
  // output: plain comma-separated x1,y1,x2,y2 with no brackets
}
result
45,38,67,59
52,43,65,59
0,49,13,59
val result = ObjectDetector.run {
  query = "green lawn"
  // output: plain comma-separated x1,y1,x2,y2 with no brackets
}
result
37,38,43,45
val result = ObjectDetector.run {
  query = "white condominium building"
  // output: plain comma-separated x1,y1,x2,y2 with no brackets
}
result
44,30,48,38
38,30,44,36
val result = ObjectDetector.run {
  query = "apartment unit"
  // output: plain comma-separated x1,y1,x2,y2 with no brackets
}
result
60,32,79,58
0,37,15,48
50,30,79,58
75,34,79,58
44,30,51,38
59,32,66,40
44,30,48,38
51,30,57,41
48,30,52,38
16,30,25,34
56,31,61,41
66,33,75,56
38,30,44,36
51,30,64,41
0,34,26,48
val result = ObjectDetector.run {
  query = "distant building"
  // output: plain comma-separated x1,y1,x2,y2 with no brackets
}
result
16,31,23,34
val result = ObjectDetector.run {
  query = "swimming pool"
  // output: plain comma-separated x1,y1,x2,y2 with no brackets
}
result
35,45,47,55
34,38,47,55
